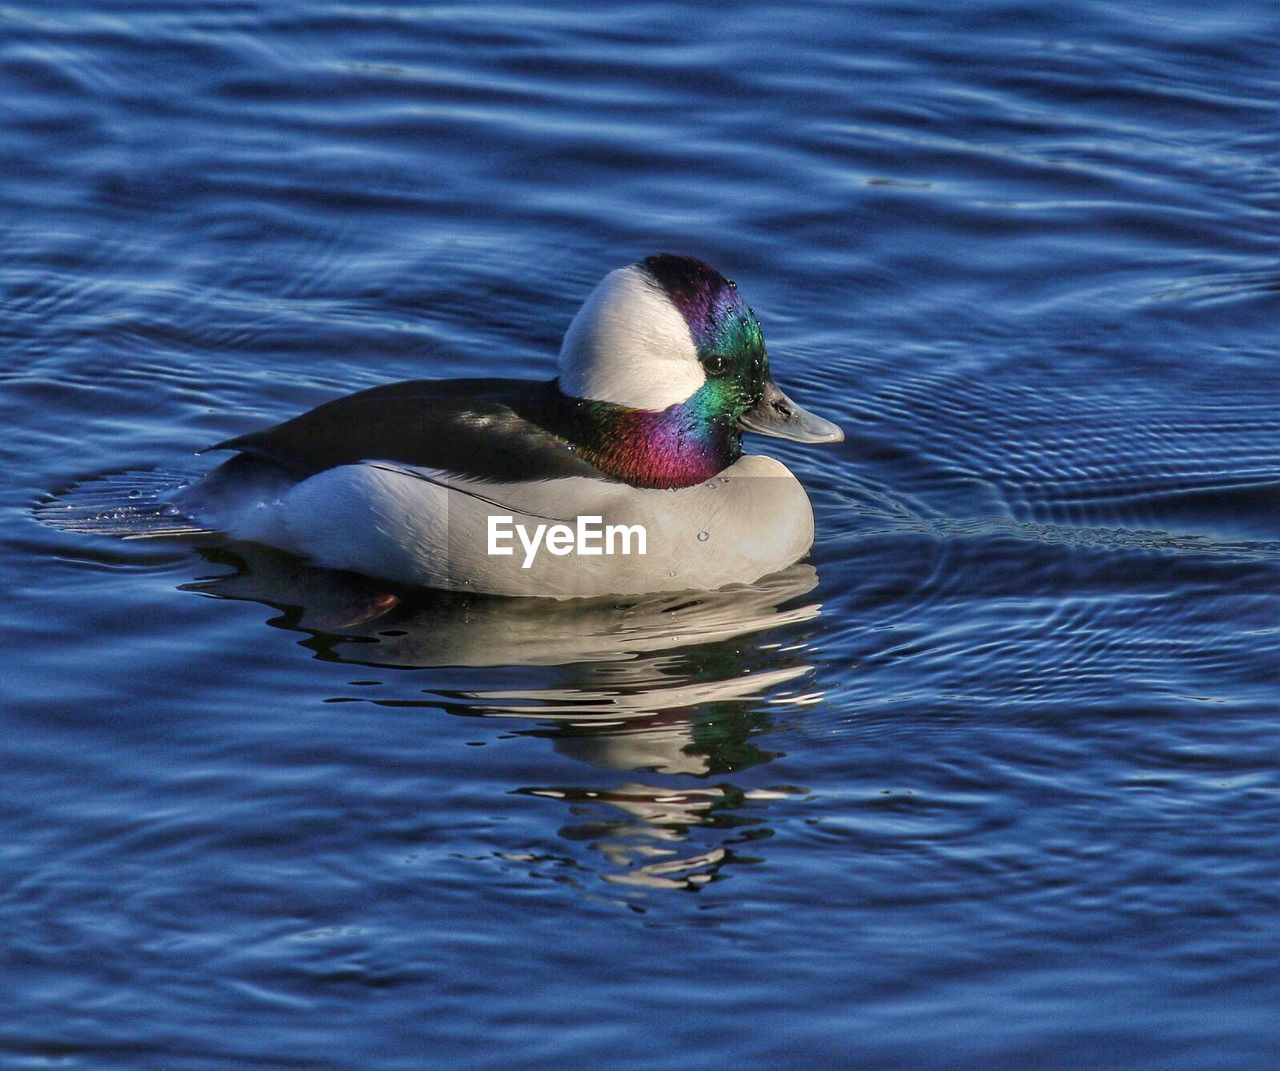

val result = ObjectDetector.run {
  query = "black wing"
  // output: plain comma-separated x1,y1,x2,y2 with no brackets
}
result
207,377,611,483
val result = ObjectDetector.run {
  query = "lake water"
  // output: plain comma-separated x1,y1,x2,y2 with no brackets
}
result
3,1,1279,1067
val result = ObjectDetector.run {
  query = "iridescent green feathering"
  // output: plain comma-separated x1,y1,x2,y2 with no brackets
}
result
555,255,774,488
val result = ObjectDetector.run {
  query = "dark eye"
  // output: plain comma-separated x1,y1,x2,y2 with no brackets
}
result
702,353,729,377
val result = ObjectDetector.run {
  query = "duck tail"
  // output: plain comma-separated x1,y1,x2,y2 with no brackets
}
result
33,468,214,539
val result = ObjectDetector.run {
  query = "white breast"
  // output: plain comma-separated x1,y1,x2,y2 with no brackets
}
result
212,453,815,599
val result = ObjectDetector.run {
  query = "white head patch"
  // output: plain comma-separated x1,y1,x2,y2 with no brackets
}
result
558,265,706,410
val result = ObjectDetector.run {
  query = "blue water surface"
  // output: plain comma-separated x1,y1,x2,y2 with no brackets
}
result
3,1,1280,1068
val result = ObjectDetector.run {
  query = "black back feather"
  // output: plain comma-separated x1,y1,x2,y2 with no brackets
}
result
208,378,614,484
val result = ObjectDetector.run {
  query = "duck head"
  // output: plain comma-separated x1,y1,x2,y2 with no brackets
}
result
557,254,843,488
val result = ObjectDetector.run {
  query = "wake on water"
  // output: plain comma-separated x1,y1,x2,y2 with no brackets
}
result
34,469,216,540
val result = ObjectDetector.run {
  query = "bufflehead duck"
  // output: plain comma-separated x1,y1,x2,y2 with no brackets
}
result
61,255,843,598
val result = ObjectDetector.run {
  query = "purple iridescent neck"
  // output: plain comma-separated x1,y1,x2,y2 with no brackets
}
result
557,383,742,489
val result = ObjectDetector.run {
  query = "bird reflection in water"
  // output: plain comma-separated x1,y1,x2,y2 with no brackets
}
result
184,545,828,891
